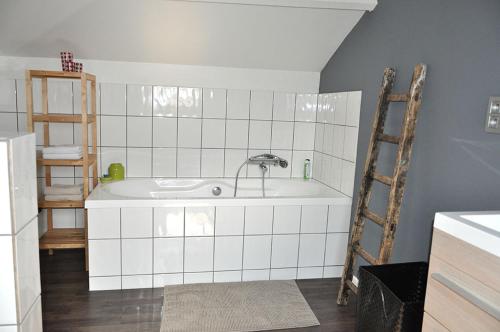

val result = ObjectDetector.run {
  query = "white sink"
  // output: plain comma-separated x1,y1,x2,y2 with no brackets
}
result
434,211,500,257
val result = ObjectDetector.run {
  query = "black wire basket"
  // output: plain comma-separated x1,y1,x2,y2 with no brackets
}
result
356,262,428,332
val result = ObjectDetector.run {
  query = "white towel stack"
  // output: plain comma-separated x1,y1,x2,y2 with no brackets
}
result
43,145,82,160
44,184,83,201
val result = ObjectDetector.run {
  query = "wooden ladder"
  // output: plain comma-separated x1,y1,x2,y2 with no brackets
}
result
337,63,427,305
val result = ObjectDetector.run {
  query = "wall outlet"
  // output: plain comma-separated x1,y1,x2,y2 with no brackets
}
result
485,96,500,134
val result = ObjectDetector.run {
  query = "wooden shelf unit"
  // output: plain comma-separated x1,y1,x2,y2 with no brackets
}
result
26,70,98,270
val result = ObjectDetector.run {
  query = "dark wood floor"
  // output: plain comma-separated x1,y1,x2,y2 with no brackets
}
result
40,249,357,332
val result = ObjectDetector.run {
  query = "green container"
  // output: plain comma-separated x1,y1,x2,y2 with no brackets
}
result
108,163,125,180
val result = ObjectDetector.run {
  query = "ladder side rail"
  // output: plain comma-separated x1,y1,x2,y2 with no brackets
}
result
378,64,427,263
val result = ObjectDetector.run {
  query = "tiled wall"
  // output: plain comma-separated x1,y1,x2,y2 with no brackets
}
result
0,78,361,230
88,203,351,290
313,91,362,197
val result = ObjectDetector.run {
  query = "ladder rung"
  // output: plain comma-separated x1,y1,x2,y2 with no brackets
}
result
373,173,392,186
363,208,386,226
353,245,378,265
387,93,409,102
346,280,358,294
378,133,400,144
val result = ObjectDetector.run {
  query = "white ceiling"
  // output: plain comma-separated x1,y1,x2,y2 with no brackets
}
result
0,0,376,72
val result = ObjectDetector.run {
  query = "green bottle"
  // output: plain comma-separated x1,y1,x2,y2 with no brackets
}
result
108,163,125,181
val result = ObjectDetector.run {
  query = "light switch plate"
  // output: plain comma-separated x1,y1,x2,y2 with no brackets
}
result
485,96,500,134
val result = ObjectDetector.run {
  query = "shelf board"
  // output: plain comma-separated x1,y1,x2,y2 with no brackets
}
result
39,228,86,250
39,199,84,208
32,114,96,123
37,154,96,166
28,70,96,81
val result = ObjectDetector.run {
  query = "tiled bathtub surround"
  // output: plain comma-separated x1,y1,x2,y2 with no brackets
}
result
87,203,351,290
0,78,361,229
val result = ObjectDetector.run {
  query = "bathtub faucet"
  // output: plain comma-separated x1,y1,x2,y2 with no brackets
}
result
233,154,288,197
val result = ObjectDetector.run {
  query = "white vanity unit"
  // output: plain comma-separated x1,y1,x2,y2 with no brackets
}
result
0,132,42,332
423,211,500,332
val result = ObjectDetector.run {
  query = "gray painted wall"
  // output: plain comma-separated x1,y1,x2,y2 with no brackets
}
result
320,0,500,264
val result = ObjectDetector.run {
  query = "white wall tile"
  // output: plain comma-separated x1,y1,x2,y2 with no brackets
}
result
243,235,271,269
244,206,273,235
185,207,215,236
121,208,153,238
184,272,213,284
101,116,126,147
122,275,152,289
273,92,295,121
178,118,201,148
346,91,362,127
300,205,328,233
88,239,121,276
242,269,269,281
214,236,243,271
122,238,153,275
89,276,121,291
48,80,73,114
127,117,152,147
153,86,177,117
273,205,300,234
316,94,326,123
154,207,184,237
328,156,343,190
127,85,152,116
323,94,335,124
270,268,297,280
154,238,183,273
341,160,356,197
333,92,348,125
298,234,326,267
250,90,273,120
295,94,317,122
100,147,126,176
323,124,333,155
293,122,315,150
214,271,242,283
101,83,126,115
52,209,75,228
323,265,343,278
248,120,271,149
152,148,176,177
48,122,73,146
271,234,299,268
201,149,224,177
184,237,214,272
177,148,200,177
73,80,99,115
88,208,120,239
332,125,345,158
202,119,225,148
314,123,324,152
271,121,293,150
297,267,323,279
291,150,313,178
227,89,250,119
224,149,247,177
154,273,183,287
178,87,202,118
0,79,16,112
325,233,348,266
343,126,358,162
127,148,152,177
0,236,16,325
215,206,244,235
225,120,249,149
203,88,226,119
153,117,177,147
328,204,351,233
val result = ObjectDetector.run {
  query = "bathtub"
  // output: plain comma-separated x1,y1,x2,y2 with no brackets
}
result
85,178,352,291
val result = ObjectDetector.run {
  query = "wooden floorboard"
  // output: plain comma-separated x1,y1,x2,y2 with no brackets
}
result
40,249,357,332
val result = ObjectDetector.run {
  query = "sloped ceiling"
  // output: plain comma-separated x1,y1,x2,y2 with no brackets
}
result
0,0,376,71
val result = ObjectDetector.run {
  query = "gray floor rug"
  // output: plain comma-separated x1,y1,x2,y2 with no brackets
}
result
160,280,320,332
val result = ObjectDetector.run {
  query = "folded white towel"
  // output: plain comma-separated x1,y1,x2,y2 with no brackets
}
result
44,184,83,196
43,145,82,155
43,153,83,160
44,194,83,201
